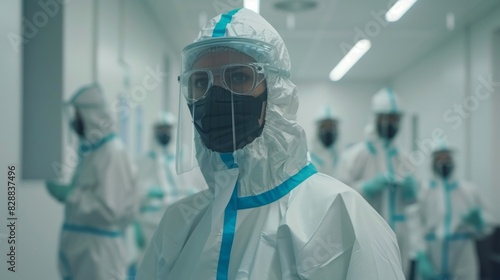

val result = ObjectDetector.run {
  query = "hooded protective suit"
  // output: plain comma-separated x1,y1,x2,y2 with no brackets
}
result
336,89,419,276
415,178,492,280
413,144,494,280
58,85,139,280
137,9,404,280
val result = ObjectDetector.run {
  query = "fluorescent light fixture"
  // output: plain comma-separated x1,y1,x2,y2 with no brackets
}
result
244,0,260,14
286,13,295,30
329,39,371,81
446,12,455,31
385,0,417,22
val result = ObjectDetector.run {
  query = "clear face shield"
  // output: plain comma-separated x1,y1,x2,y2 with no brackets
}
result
317,119,338,148
176,38,287,174
154,123,173,147
375,113,402,141
432,150,455,179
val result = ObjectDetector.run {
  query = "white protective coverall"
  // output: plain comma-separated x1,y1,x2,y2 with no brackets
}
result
137,8,404,280
59,85,139,280
336,88,418,276
415,143,494,280
416,178,493,280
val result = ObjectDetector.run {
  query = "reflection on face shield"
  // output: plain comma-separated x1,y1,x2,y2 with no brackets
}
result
188,86,267,153
376,114,400,141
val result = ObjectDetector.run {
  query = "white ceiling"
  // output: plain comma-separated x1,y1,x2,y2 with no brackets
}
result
145,0,500,83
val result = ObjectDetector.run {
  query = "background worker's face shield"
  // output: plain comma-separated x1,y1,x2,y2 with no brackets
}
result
375,113,402,141
154,124,173,147
176,38,284,174
432,150,455,179
317,119,338,148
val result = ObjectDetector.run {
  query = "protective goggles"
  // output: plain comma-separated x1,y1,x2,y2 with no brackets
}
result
179,62,281,104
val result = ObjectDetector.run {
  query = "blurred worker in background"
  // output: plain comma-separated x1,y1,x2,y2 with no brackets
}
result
337,87,420,277
414,142,494,280
309,106,340,177
46,84,139,280
127,111,197,275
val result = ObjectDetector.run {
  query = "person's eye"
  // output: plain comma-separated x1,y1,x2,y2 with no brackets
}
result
230,72,250,84
194,77,208,89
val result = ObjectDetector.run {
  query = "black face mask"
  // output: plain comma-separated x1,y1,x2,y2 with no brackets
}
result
376,122,399,141
188,86,267,153
319,130,337,148
156,133,171,147
71,117,85,138
434,161,454,179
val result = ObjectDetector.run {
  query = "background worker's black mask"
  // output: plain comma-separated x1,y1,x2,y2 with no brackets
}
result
376,122,399,141
188,86,267,153
156,133,171,147
319,130,337,148
434,160,454,179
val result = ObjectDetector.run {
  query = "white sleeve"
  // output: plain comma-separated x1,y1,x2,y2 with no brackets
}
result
68,146,139,229
336,146,373,198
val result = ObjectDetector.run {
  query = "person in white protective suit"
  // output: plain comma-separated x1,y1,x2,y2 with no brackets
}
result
45,84,139,280
413,142,494,280
336,87,419,277
136,8,405,280
129,112,198,267
309,106,341,177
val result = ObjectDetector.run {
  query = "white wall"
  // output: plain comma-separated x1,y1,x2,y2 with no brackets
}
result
392,33,468,177
0,1,176,279
469,7,500,221
392,6,500,221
